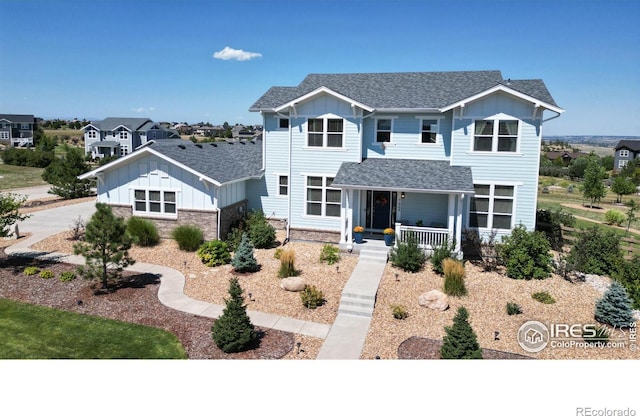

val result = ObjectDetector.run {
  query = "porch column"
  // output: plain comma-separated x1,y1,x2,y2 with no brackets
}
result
455,194,463,254
341,189,353,244
447,194,455,243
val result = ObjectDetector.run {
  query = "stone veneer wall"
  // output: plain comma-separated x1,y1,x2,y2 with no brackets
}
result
218,199,248,240
109,204,218,240
289,228,340,244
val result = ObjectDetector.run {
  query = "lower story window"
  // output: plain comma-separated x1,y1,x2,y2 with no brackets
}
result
306,176,341,217
134,189,176,214
469,184,514,230
619,160,629,169
120,145,129,156
0,132,8,140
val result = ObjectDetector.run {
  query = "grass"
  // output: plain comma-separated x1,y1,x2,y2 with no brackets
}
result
0,298,187,359
0,163,47,189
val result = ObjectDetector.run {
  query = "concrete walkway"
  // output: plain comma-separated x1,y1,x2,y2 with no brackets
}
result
4,194,389,359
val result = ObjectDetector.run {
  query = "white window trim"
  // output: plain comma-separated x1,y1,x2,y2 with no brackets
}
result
277,117,290,130
374,117,395,144
469,183,518,231
471,118,521,154
132,188,179,218
415,116,444,145
619,160,629,169
0,131,9,140
306,117,344,149
276,174,289,197
302,174,341,218
619,149,630,157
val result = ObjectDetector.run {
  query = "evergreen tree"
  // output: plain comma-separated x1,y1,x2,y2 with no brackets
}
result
42,145,93,199
440,306,483,359
211,277,257,353
0,192,30,237
595,281,635,328
232,233,260,273
73,203,135,290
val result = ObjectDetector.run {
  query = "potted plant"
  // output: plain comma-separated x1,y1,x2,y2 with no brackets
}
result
383,227,395,246
353,226,364,244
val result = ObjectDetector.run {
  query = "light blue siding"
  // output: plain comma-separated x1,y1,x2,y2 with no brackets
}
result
218,181,247,208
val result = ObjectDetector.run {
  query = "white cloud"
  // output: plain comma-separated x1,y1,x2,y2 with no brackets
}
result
213,46,262,61
133,107,155,113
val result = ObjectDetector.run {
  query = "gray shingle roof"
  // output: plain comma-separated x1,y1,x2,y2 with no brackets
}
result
332,158,474,193
0,114,35,123
250,71,558,111
615,140,640,152
89,117,153,131
146,139,263,184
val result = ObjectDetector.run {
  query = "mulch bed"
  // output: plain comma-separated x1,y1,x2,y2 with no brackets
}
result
0,250,294,359
397,336,533,359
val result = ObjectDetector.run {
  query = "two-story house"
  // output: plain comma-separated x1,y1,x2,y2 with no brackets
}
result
613,140,640,171
248,71,563,254
82,117,179,160
0,114,36,147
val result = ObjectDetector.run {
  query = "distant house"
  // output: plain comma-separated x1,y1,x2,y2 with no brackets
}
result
0,114,36,147
82,117,179,160
543,149,589,165
614,140,640,171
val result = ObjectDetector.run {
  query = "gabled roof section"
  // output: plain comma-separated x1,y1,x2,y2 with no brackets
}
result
615,140,640,152
250,71,562,114
80,139,263,186
274,86,374,113
332,159,474,193
84,117,153,132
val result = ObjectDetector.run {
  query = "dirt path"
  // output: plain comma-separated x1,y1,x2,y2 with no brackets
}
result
560,203,640,236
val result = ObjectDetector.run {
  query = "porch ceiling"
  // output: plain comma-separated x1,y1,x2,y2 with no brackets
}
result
332,158,474,193
89,141,120,148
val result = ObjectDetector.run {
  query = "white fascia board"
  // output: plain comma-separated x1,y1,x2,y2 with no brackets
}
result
440,84,565,114
81,123,98,131
112,124,133,132
274,86,375,113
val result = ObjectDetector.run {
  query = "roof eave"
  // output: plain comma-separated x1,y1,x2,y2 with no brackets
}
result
273,86,375,113
440,84,564,114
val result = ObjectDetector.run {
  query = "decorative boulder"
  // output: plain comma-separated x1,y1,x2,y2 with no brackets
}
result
280,276,306,292
419,290,449,311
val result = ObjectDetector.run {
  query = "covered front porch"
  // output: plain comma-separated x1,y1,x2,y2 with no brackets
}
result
331,158,474,256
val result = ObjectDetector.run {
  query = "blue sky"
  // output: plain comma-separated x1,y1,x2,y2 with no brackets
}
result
1,0,638,136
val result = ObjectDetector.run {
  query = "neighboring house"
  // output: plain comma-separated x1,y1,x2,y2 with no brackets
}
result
613,140,640,171
82,117,179,160
79,139,263,240
0,114,35,147
543,149,589,166
247,70,563,254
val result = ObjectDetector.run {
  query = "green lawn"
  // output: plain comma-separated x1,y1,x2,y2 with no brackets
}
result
0,163,47,190
0,298,187,359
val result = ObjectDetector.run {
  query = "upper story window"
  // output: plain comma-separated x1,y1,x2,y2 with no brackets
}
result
376,119,391,143
307,118,343,148
619,149,630,157
20,123,30,129
278,118,289,129
119,130,128,140
87,130,97,139
473,120,519,152
420,119,439,144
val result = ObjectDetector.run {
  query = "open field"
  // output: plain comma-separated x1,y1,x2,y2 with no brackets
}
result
0,163,47,189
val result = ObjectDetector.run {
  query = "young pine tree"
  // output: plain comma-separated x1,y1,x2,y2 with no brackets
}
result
232,233,260,273
73,203,135,290
440,306,483,359
211,277,258,353
595,281,635,328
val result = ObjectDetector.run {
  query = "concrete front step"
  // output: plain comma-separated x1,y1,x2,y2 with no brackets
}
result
337,305,374,317
358,249,389,263
338,293,376,317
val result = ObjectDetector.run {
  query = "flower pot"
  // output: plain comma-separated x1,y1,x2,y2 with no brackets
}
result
384,234,395,246
354,232,363,244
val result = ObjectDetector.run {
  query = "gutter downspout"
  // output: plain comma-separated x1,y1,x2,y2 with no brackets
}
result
286,109,293,242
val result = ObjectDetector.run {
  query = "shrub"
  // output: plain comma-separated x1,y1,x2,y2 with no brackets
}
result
300,285,325,309
231,233,260,273
594,281,634,328
172,225,204,252
273,247,283,259
462,229,500,272
535,208,576,251
197,240,231,267
604,209,626,226
390,304,408,320
440,306,483,359
277,248,298,278
566,227,622,276
532,291,556,304
506,302,522,315
39,270,55,279
319,244,340,265
224,224,245,252
389,232,426,273
498,225,552,280
582,325,610,344
23,266,39,276
443,259,466,297
612,258,640,309
211,277,257,353
126,216,160,247
59,271,76,282
246,210,276,249
430,239,456,275
69,215,85,241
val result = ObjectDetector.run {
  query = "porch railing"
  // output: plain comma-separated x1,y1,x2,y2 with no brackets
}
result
395,223,451,249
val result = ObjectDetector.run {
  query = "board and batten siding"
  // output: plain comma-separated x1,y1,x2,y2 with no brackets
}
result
450,92,543,237
96,153,216,211
362,113,452,160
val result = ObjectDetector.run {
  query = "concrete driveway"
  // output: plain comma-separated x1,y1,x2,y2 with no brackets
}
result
4,185,54,201
18,200,97,238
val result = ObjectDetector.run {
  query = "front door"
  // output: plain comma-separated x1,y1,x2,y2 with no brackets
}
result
366,190,397,231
